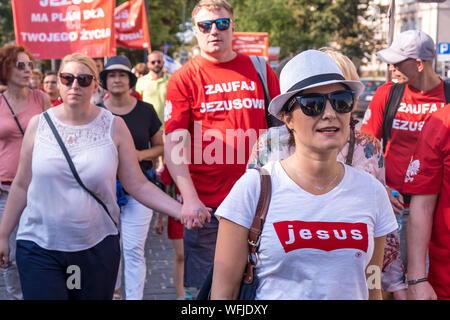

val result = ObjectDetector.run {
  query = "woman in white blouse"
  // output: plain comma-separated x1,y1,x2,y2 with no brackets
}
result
0,53,182,300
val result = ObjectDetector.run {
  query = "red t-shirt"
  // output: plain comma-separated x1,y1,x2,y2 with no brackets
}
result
102,90,142,101
50,97,63,106
164,53,280,208
402,105,450,299
360,81,446,193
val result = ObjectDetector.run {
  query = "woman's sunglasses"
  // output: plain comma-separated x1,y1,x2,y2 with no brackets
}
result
59,73,95,87
286,90,355,117
195,18,232,33
16,61,34,71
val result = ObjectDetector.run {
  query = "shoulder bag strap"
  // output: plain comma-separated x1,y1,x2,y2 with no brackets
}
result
444,79,450,104
345,117,359,166
1,93,25,136
43,111,118,229
243,167,272,284
382,83,405,153
250,56,284,128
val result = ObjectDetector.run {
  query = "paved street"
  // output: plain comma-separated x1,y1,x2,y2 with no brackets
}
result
0,214,178,300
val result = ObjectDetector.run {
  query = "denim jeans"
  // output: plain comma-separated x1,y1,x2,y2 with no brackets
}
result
16,235,120,300
0,184,23,300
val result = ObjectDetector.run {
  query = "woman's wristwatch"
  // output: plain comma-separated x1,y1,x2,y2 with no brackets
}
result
407,277,428,285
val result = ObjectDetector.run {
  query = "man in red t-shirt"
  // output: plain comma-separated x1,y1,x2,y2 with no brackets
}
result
403,105,450,300
361,30,445,210
163,0,280,291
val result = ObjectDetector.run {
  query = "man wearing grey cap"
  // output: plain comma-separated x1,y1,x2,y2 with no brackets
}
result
360,29,449,287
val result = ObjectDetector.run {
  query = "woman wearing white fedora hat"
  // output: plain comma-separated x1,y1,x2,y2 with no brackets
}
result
211,50,398,300
247,48,408,299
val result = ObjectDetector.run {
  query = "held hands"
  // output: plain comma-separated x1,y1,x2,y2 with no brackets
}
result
154,213,164,235
0,186,7,197
407,281,437,300
181,199,212,230
0,236,11,269
386,187,405,215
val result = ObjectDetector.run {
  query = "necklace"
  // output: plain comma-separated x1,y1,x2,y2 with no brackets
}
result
286,162,340,191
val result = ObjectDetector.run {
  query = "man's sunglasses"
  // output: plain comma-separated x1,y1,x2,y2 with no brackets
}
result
150,60,161,65
59,73,95,87
16,61,34,71
286,90,355,117
195,18,232,33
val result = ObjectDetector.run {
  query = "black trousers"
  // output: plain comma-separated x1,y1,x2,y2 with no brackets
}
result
16,234,120,300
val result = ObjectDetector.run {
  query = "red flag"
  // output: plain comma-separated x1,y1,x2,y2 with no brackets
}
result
115,0,151,50
12,0,116,59
232,32,269,61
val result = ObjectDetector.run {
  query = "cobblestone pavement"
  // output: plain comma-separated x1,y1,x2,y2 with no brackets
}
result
0,215,178,300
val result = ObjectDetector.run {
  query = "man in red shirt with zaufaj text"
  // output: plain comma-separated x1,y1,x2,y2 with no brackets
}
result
163,0,280,293
361,30,445,207
360,31,447,275
403,105,450,300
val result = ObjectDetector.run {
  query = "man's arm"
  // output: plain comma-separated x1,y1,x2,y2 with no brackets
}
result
164,130,211,229
136,129,164,162
407,194,438,300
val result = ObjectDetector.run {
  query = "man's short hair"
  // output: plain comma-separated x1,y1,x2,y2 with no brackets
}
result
192,0,234,24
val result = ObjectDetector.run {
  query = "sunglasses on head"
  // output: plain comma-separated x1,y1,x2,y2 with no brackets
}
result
286,90,355,117
16,61,34,71
59,73,95,87
196,18,232,33
150,60,161,65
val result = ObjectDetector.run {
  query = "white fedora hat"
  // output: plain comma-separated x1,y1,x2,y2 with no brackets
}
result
268,50,365,120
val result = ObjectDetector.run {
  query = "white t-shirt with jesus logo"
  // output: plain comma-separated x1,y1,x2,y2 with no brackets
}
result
215,161,397,300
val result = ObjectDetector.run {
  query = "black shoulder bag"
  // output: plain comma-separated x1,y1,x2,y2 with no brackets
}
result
2,93,25,136
43,111,118,230
197,167,272,300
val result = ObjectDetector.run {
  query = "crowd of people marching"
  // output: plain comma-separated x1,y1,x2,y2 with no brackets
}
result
0,0,449,300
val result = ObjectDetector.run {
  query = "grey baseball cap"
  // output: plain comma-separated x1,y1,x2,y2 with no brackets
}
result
377,30,436,65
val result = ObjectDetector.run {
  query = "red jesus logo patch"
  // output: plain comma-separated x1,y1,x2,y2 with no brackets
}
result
273,221,369,253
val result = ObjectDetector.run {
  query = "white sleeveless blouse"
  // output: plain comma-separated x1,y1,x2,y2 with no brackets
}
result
17,108,120,252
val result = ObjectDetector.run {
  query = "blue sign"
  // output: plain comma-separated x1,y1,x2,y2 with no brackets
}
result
438,42,450,55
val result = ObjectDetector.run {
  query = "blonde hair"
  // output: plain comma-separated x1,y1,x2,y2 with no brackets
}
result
192,0,234,24
58,53,98,80
319,47,360,81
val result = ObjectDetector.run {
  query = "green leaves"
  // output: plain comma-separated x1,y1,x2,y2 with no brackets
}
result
0,0,14,45
229,0,386,70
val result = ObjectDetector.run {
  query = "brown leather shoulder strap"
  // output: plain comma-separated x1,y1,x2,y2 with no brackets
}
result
248,167,272,254
345,127,356,166
243,167,272,284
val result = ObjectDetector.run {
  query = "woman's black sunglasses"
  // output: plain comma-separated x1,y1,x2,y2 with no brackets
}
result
286,90,355,117
59,73,95,87
195,18,232,33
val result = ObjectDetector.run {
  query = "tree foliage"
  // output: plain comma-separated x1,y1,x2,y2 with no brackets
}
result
0,0,14,45
229,0,387,69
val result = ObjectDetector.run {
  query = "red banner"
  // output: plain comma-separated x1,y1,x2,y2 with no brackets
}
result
232,32,269,61
12,0,116,59
115,0,150,50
